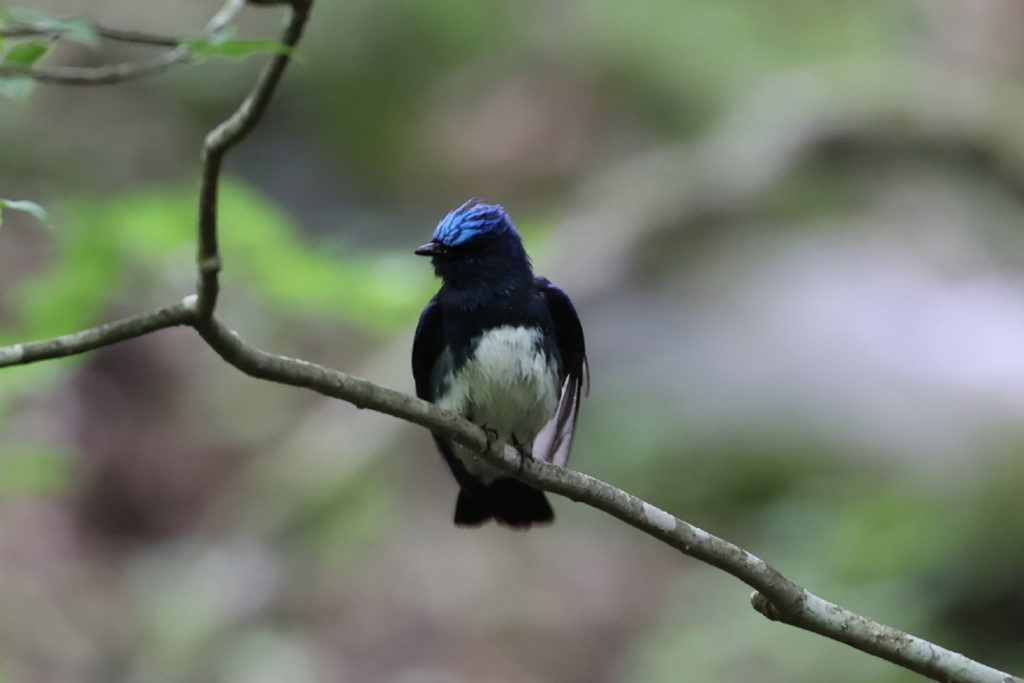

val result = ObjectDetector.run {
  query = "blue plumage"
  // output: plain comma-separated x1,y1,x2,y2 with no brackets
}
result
431,200,512,247
413,202,587,528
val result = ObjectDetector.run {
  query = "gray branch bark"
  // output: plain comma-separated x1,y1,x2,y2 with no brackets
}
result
0,22,179,46
0,303,194,367
0,1,1019,682
0,52,191,86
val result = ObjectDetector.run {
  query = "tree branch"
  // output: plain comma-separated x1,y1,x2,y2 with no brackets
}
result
191,319,1021,683
0,24,180,47
194,0,311,320
0,51,191,86
90,26,182,47
1,307,1020,683
0,0,1020,681
0,0,248,86
0,303,194,368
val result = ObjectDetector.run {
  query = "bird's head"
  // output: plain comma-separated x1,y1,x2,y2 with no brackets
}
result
416,201,531,285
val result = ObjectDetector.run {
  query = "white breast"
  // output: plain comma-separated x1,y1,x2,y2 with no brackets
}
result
437,325,559,482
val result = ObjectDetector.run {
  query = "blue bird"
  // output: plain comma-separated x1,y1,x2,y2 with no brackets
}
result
413,201,588,528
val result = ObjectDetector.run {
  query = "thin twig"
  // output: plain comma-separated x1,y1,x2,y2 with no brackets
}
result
194,0,311,320
0,49,190,85
0,24,180,47
0,303,194,368
94,26,180,47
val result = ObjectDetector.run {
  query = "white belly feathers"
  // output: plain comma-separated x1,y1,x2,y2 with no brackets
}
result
437,325,559,482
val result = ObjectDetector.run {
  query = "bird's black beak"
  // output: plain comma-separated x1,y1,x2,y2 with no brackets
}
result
415,241,445,257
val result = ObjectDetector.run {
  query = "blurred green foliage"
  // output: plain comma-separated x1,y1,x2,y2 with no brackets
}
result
5,180,432,345
0,447,72,497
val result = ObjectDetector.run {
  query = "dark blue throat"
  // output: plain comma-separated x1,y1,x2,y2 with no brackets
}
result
431,236,534,311
431,236,557,372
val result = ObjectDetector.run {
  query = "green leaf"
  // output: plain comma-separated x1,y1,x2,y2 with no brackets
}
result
4,40,50,66
1,9,98,46
187,38,293,60
0,198,51,228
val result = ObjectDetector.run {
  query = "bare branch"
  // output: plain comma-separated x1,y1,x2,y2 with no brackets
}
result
1,300,1016,683
194,0,311,320
749,593,1017,683
0,24,180,47
90,26,181,47
0,302,1017,682
0,302,194,368
0,49,191,86
191,316,1020,683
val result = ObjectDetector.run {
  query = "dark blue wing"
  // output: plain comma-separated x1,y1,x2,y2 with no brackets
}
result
534,277,588,467
412,296,482,492
412,296,444,401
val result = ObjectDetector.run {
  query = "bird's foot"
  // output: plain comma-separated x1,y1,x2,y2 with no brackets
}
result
478,423,500,454
510,434,530,475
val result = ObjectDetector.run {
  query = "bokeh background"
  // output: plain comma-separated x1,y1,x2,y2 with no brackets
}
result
2,1,1024,681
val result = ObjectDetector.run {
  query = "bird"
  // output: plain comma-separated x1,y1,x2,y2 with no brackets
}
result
412,201,587,529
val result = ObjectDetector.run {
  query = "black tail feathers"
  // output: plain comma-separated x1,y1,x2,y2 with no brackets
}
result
454,479,554,529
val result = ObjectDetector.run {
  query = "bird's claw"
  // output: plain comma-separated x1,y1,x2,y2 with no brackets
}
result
477,426,530,474
510,434,530,475
479,423,499,453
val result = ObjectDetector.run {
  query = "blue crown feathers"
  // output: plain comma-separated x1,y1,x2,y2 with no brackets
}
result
432,201,516,247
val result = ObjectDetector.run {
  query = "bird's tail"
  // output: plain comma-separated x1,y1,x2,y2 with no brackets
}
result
454,478,554,529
